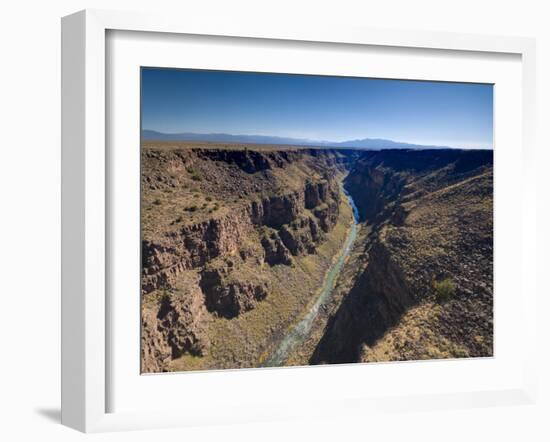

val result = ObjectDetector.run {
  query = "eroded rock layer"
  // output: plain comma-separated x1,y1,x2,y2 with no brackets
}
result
141,145,351,371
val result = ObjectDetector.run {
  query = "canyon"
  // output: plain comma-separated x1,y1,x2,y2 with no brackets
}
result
141,142,493,373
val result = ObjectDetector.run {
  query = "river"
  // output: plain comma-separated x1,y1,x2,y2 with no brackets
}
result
262,182,360,367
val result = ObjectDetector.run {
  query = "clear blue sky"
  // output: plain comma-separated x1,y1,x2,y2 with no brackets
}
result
141,68,493,149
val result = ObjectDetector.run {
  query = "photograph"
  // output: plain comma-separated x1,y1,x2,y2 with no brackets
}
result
140,68,494,373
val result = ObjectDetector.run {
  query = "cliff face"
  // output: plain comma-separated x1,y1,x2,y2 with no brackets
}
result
142,177,340,295
142,208,255,294
141,145,348,371
311,241,415,363
199,255,270,319
141,281,210,373
312,149,494,364
141,144,494,371
344,162,404,224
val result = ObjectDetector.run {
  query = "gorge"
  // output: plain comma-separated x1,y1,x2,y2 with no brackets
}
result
140,142,493,373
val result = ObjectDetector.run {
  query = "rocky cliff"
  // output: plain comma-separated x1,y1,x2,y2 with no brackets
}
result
141,144,350,371
141,144,494,371
312,149,494,364
142,174,341,296
141,279,211,373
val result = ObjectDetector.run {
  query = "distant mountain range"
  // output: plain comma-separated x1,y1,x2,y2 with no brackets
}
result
142,129,466,150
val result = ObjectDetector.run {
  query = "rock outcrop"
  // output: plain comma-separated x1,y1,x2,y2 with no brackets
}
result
261,232,293,266
200,260,270,318
142,208,255,294
141,283,210,373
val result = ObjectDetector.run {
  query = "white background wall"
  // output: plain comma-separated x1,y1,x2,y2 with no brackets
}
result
0,0,547,440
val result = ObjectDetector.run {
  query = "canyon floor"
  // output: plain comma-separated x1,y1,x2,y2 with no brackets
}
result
140,141,493,373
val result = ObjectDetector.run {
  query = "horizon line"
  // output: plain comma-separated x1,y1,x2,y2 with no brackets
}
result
141,128,493,151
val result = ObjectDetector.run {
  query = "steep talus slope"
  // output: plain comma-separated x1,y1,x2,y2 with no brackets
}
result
311,149,493,364
141,144,354,372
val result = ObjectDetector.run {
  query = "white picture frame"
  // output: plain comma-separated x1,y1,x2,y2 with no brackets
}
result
61,9,537,433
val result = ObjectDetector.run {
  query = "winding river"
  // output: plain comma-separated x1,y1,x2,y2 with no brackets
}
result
262,182,360,367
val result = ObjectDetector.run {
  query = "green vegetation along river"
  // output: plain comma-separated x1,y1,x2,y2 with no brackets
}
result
262,182,360,367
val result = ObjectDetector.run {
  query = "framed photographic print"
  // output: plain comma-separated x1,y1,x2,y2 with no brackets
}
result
139,67,495,373
61,9,537,432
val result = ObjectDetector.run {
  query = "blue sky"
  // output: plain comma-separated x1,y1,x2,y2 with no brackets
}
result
141,68,493,149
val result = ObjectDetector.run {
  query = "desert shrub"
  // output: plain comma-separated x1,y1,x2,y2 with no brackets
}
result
153,198,162,206
434,278,455,303
205,196,213,202
186,167,202,181
186,205,198,212
157,291,173,316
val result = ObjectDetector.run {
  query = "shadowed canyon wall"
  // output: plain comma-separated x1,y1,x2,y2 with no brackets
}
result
312,149,493,364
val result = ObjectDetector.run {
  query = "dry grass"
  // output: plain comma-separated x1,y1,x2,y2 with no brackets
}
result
360,302,472,362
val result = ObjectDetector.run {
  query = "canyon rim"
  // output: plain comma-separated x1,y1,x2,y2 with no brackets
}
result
140,68,493,373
